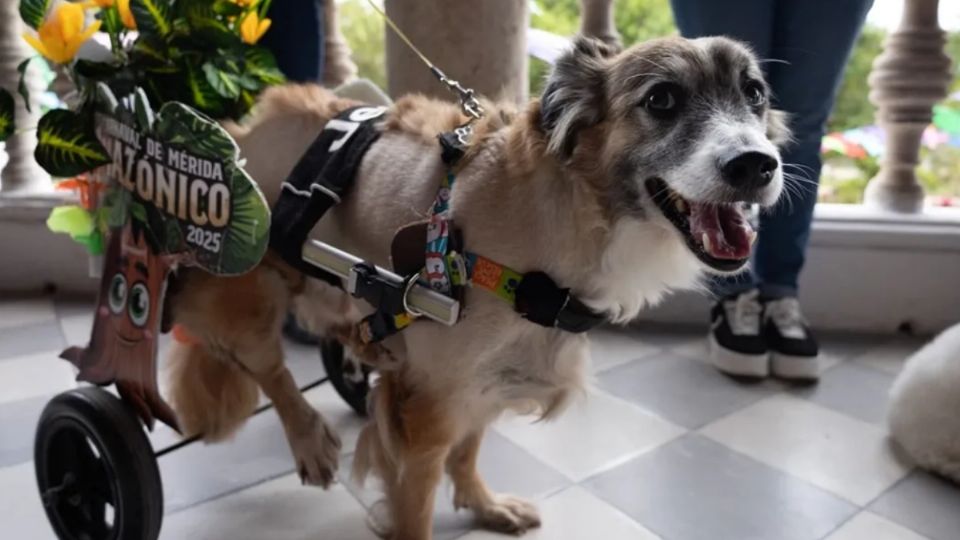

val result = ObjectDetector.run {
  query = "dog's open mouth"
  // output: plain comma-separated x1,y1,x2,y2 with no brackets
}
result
646,179,756,272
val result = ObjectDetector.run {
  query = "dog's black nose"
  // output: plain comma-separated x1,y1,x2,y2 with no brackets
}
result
721,152,778,189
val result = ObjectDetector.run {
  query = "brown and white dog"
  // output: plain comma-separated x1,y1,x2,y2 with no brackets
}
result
165,36,788,539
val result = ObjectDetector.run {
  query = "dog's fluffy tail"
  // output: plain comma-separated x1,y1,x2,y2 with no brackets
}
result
166,340,259,442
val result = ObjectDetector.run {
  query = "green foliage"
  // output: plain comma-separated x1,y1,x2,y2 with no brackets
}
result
0,88,14,142
19,0,52,29
17,58,35,113
131,0,174,37
35,109,111,177
828,26,885,132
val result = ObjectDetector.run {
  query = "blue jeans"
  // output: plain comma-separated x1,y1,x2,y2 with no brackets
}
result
261,0,326,83
669,0,873,299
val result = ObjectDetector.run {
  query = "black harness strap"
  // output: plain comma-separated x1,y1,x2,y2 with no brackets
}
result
270,105,387,283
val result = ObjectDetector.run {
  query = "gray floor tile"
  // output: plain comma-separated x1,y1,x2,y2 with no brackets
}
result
160,405,301,513
0,395,47,468
584,434,857,540
869,471,960,540
630,323,704,348
791,361,895,425
0,321,65,360
340,430,570,540
597,353,777,429
53,296,96,319
284,339,327,387
819,333,879,363
589,327,661,374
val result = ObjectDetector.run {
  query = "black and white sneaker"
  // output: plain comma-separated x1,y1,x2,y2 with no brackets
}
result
764,297,820,380
708,289,768,377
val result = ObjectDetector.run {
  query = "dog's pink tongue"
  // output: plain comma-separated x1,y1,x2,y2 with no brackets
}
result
689,202,754,259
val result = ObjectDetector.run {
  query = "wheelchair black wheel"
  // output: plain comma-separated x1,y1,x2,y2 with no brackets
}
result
320,339,370,416
34,387,163,540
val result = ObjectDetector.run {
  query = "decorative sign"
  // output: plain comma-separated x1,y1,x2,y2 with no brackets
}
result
62,85,270,430
93,83,270,275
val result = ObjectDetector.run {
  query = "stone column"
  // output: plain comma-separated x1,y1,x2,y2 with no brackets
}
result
384,0,529,105
0,4,51,195
579,0,620,47
322,0,359,88
863,0,951,213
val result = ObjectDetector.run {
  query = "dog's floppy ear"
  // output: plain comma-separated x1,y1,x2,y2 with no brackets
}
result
540,36,618,158
766,109,792,148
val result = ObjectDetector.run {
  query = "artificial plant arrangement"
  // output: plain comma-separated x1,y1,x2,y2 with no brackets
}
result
0,0,283,254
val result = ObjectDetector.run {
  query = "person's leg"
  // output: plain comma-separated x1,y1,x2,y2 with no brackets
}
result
670,0,778,377
261,0,326,83
669,0,774,298
758,0,873,379
756,0,873,298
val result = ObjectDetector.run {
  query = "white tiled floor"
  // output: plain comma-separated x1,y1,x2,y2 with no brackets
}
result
826,512,930,540
2,295,960,540
700,394,911,505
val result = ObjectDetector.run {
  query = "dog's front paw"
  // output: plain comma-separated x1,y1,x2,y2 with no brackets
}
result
290,414,342,488
474,494,541,535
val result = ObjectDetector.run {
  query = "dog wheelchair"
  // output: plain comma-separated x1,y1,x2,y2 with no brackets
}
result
33,228,459,540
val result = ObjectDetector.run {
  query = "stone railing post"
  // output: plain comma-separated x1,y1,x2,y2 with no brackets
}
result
322,0,358,88
579,0,620,47
864,0,951,213
0,4,51,196
384,0,529,105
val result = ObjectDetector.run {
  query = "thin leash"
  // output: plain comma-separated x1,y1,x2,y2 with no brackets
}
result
362,0,485,121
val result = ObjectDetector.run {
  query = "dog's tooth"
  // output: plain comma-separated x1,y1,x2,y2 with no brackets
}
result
747,229,758,245
702,232,712,254
675,199,687,214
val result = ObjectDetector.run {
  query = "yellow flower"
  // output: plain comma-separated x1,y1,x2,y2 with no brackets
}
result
239,11,271,44
23,2,102,65
85,0,114,7
118,0,136,29
233,0,259,6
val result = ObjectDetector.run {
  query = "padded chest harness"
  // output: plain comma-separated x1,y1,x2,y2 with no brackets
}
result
269,105,606,343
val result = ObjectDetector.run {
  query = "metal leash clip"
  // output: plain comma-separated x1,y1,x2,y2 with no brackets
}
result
430,67,485,121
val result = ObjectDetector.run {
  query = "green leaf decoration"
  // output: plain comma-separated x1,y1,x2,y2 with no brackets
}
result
184,62,224,116
218,165,270,274
213,0,243,17
17,58,33,114
97,6,125,37
129,201,148,223
132,37,169,64
133,88,156,131
130,0,173,38
0,89,15,142
74,60,123,81
244,48,285,86
202,62,241,99
19,0,52,29
153,102,235,159
35,109,111,177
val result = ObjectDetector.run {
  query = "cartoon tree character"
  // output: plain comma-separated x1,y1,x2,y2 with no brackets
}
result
61,220,180,431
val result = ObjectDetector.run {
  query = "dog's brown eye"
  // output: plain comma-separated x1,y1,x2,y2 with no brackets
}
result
643,83,682,118
745,83,766,108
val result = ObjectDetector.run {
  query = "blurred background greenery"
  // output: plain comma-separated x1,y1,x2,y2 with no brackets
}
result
338,0,960,205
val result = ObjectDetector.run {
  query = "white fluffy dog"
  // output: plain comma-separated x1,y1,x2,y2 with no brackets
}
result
888,323,960,483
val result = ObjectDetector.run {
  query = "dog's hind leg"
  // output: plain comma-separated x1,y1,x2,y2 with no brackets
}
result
447,430,541,535
356,372,456,540
239,336,342,488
